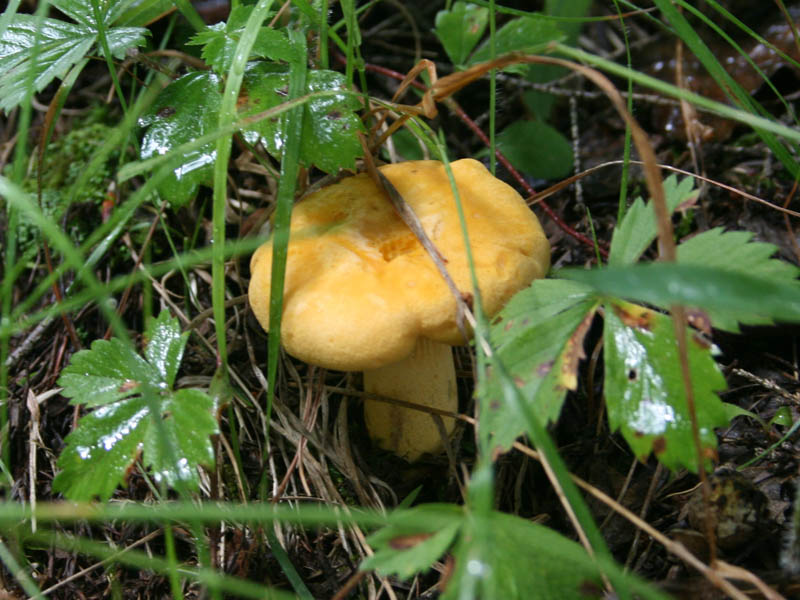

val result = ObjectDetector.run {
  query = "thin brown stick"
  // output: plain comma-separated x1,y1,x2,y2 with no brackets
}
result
530,159,800,218
358,134,472,340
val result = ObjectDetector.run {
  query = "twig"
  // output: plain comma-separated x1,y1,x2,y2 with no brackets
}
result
4,317,53,368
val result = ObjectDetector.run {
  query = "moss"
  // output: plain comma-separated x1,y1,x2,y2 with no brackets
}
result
13,112,121,260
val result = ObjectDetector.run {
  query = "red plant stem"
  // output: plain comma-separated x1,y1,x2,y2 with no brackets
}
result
355,59,607,257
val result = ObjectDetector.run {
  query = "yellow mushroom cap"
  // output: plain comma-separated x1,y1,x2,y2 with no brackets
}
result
248,159,550,371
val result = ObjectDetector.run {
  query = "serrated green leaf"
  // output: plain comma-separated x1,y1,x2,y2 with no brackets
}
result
144,310,189,389
444,510,667,600
51,0,141,28
434,2,488,67
52,396,150,501
0,13,147,113
468,15,562,69
241,63,363,173
53,314,218,501
114,0,175,27
102,26,149,59
187,5,289,73
609,175,697,266
142,389,219,488
138,71,222,207
50,0,98,26
495,120,573,180
562,263,800,329
0,17,94,113
362,505,462,579
603,300,728,472
481,280,600,451
676,227,800,331
58,338,160,407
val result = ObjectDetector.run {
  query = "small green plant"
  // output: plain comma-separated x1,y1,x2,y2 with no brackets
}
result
480,175,800,470
53,310,218,501
0,0,148,113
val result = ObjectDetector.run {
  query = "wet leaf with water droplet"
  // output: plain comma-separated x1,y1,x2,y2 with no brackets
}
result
52,396,149,501
480,279,600,452
142,389,218,488
53,311,218,501
144,309,189,389
138,71,222,208
138,63,363,206
58,338,159,408
242,63,363,173
0,11,147,113
604,300,728,472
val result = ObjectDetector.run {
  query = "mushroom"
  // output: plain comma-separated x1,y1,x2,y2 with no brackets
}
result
248,159,550,460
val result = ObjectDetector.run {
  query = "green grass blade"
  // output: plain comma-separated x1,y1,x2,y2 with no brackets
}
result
31,529,297,599
611,0,634,225
89,0,128,114
0,500,388,528
212,0,276,368
3,237,265,340
0,537,42,598
267,29,307,428
2,0,50,470
266,527,314,599
562,263,800,326
0,177,131,340
553,43,800,149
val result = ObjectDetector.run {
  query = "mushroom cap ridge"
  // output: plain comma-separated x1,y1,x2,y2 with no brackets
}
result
248,159,551,371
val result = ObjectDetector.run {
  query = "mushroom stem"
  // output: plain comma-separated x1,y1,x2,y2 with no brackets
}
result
363,338,457,461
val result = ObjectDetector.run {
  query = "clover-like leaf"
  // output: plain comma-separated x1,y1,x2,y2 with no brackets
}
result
138,62,363,205
603,300,729,472
51,395,151,502
434,2,488,67
142,389,218,489
187,5,290,73
53,311,219,501
0,12,147,113
480,279,600,451
58,337,160,408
